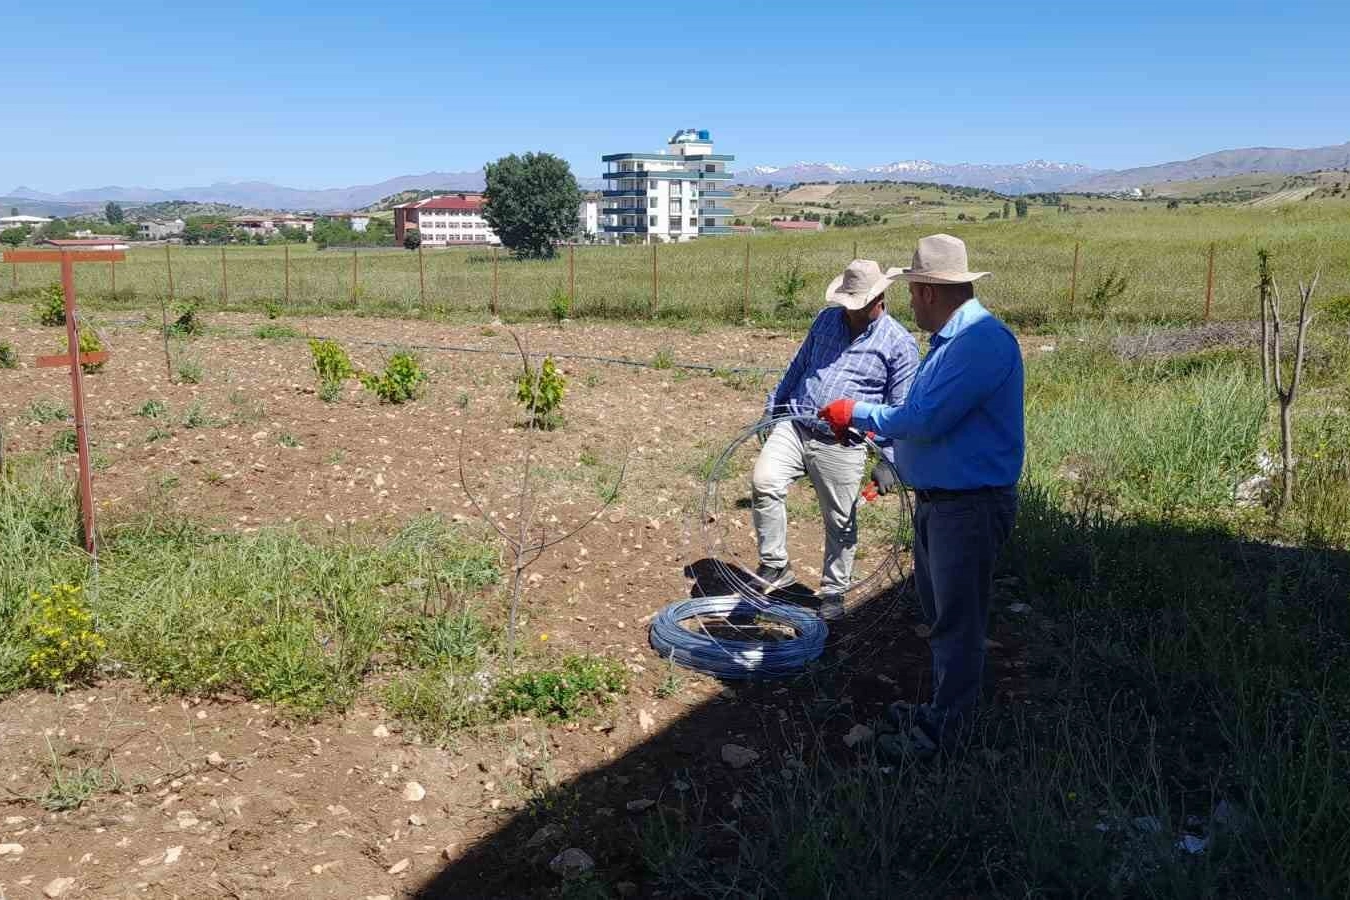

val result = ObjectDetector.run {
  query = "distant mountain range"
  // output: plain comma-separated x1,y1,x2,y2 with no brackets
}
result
6,170,491,214
736,159,1096,193
1066,141,1350,192
5,140,1348,214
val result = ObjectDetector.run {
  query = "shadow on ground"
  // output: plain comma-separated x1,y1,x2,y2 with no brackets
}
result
414,487,1350,898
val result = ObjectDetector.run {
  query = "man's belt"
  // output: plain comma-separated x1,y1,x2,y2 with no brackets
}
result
913,486,1015,503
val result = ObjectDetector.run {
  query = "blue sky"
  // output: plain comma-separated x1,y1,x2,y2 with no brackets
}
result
4,0,1348,191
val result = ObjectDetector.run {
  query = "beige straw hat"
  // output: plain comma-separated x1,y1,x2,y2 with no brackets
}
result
890,234,990,284
825,259,897,310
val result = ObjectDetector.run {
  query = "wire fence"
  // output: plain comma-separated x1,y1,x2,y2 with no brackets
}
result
5,223,1346,327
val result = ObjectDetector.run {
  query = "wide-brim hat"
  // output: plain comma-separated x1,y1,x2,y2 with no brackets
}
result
891,233,990,284
826,258,897,310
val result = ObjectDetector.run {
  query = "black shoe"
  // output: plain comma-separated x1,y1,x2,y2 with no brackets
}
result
818,593,845,621
751,563,796,591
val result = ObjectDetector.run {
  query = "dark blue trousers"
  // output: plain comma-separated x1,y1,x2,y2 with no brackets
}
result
912,488,1018,747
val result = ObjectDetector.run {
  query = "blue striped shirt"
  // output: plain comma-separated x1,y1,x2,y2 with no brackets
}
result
768,306,920,441
852,299,1024,490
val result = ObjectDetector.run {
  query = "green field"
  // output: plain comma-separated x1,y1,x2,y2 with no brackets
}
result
4,201,1349,328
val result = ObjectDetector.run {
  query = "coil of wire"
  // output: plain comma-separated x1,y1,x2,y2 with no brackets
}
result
648,594,828,680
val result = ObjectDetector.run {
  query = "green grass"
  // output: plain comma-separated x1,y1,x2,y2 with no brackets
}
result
4,202,1347,327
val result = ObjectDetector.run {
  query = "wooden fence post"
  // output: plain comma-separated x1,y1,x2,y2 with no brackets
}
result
491,245,499,317
110,258,116,297
9,262,15,292
1068,241,1080,316
742,242,750,322
164,243,174,306
1204,242,1215,321
220,246,228,306
351,250,358,307
418,243,426,308
650,241,658,318
569,243,575,302
284,243,290,306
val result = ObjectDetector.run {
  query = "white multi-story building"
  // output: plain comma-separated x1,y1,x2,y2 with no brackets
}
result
600,128,735,243
393,194,500,246
577,200,600,240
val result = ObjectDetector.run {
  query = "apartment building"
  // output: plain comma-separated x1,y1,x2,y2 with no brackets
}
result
392,194,500,246
600,128,735,243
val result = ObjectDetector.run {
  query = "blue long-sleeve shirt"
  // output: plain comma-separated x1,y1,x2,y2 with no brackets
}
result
851,299,1024,490
768,306,919,446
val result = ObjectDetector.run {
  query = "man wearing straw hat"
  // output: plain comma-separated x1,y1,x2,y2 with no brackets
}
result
752,259,919,620
820,234,1024,759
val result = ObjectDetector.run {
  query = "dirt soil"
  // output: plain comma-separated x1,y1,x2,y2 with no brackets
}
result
1,304,1030,898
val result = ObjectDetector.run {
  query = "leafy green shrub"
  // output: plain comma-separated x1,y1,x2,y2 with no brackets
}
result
169,300,202,336
0,342,16,369
254,323,299,340
548,287,572,325
516,355,566,429
773,261,808,315
136,399,167,419
309,338,353,402
264,301,283,320
25,584,105,690
651,347,675,370
1086,270,1127,314
33,283,66,326
27,399,69,424
49,429,77,455
181,401,214,429
175,358,203,384
360,352,428,404
492,654,628,721
61,326,105,374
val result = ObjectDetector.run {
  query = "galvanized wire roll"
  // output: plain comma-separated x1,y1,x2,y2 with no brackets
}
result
648,413,911,679
648,595,828,680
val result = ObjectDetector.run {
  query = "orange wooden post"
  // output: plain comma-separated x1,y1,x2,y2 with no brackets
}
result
1204,242,1215,321
1068,241,1080,316
6,248,124,555
491,245,499,317
220,246,228,306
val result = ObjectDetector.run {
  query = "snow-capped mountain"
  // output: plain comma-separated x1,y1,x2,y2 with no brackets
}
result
736,159,1097,194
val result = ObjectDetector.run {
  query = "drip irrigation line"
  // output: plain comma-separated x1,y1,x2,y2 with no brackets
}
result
98,314,785,376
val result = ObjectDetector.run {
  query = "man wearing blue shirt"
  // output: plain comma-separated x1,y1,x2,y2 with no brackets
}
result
753,259,919,619
821,234,1024,757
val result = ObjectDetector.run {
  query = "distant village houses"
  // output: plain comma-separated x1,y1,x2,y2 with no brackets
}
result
136,218,185,240
228,214,316,237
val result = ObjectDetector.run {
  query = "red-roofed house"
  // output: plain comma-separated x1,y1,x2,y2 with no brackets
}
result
393,194,499,246
770,220,824,232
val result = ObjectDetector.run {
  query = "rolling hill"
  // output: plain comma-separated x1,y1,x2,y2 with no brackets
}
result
1068,141,1350,192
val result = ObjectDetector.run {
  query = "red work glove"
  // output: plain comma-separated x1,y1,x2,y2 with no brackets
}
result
818,398,855,441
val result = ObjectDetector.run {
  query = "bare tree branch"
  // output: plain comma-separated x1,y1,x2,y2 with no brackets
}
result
457,431,514,546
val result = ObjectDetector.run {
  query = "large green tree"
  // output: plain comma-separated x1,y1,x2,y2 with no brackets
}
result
105,201,125,224
482,152,581,259
1,226,29,247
